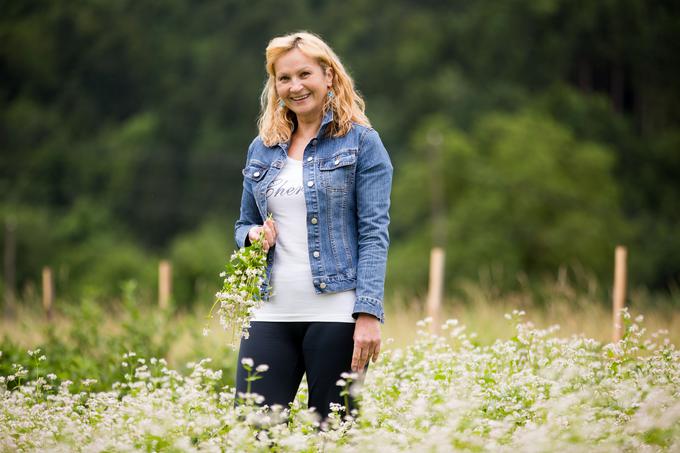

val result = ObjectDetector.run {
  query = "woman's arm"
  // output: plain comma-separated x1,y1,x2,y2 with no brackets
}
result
351,128,393,372
234,140,265,248
352,128,393,323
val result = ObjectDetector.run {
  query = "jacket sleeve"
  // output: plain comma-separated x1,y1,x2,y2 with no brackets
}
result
234,140,263,248
352,128,393,323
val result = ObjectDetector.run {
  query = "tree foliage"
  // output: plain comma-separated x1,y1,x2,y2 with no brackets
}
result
1,0,679,303
390,109,626,291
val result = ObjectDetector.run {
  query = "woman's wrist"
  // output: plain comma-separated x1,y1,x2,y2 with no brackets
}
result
356,313,379,321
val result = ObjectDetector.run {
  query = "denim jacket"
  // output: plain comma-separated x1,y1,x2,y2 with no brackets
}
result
234,110,393,322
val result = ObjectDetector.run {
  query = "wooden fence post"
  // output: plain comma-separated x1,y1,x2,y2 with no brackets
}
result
3,219,16,318
612,246,627,342
426,247,445,334
426,129,447,335
159,260,172,310
42,266,54,321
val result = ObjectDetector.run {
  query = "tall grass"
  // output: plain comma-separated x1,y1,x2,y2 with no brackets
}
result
386,276,679,345
2,281,678,361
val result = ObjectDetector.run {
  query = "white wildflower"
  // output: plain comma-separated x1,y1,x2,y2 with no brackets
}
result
241,358,254,368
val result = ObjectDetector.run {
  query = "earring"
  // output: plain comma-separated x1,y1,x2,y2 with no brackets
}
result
278,99,285,108
327,90,334,99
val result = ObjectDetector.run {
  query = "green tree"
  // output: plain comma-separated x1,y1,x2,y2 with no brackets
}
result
389,110,627,292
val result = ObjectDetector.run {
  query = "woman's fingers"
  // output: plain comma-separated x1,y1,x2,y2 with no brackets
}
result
248,220,277,251
265,219,277,244
247,226,264,249
248,226,262,244
351,343,361,371
371,342,381,363
262,222,276,250
263,221,276,246
352,340,379,372
352,343,369,372
352,314,381,372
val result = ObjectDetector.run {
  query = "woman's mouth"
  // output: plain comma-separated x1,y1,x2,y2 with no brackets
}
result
290,94,310,102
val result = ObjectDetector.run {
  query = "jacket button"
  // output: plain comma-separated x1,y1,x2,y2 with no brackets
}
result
311,217,318,224
334,159,340,165
307,181,314,187
307,157,313,162
319,282,327,289
253,171,260,177
313,251,320,258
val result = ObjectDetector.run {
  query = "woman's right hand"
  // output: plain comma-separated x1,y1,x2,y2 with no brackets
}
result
248,218,277,252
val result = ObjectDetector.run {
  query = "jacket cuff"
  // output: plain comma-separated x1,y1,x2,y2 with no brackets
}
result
235,225,256,249
352,296,385,324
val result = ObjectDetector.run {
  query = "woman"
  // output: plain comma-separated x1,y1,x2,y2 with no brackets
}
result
234,31,392,421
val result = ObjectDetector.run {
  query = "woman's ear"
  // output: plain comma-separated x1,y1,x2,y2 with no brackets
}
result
325,66,334,87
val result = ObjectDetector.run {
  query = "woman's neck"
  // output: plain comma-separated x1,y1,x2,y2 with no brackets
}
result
294,114,323,140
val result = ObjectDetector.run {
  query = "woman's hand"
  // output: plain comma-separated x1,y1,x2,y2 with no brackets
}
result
351,313,381,373
248,218,277,251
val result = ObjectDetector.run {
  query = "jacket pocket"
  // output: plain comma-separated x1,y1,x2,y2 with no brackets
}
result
242,160,269,182
319,149,357,191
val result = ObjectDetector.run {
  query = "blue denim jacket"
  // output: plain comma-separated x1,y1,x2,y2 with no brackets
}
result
234,110,393,322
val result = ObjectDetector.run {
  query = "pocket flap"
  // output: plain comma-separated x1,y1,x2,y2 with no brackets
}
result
242,161,268,181
319,150,357,171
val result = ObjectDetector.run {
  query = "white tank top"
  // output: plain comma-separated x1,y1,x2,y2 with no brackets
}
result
251,157,356,322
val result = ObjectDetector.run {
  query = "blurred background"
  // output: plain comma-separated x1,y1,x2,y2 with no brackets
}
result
1,0,679,376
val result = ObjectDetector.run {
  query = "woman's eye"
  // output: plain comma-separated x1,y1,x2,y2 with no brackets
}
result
278,76,289,82
301,72,310,77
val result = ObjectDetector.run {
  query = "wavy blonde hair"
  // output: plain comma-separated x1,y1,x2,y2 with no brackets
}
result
257,31,371,146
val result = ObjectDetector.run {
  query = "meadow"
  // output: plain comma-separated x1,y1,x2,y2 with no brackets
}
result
4,1,680,449
1,283,679,451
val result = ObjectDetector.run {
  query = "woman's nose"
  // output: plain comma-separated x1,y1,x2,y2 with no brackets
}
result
290,79,303,92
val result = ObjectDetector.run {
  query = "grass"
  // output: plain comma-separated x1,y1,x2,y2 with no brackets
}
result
2,281,679,362
384,292,680,348
383,275,680,347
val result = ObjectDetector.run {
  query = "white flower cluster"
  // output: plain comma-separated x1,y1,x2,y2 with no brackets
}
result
209,236,269,349
1,311,679,451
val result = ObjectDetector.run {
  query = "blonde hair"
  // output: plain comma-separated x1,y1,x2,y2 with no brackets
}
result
257,31,371,146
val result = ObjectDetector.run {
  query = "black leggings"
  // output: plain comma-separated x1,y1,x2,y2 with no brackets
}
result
235,321,358,420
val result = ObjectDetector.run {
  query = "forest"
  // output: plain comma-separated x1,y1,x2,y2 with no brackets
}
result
2,0,679,307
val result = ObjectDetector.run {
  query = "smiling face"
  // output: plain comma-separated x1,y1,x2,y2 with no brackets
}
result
274,48,333,124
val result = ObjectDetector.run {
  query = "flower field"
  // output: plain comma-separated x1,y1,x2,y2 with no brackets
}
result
1,310,679,452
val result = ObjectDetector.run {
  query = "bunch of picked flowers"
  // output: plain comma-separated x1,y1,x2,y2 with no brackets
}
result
207,227,270,349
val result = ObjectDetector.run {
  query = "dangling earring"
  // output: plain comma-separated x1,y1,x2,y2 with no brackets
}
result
278,99,285,108
327,90,334,99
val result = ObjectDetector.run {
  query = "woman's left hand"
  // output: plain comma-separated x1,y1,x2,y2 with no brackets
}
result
352,313,381,373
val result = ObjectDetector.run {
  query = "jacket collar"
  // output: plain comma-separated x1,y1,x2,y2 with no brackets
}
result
319,108,334,132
